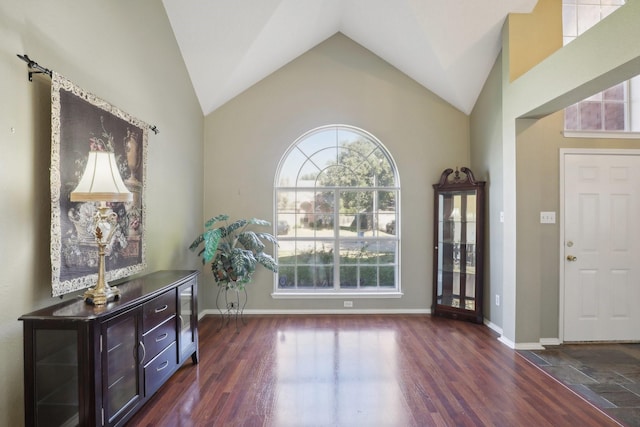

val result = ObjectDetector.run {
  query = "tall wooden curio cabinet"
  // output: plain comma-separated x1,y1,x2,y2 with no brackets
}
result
432,167,485,323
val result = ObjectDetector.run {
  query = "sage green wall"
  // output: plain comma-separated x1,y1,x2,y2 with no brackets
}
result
500,0,640,345
203,33,470,312
0,1,203,425
469,1,640,346
516,112,640,341
470,53,504,328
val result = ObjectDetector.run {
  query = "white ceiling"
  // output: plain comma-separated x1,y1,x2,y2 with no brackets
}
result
162,0,538,116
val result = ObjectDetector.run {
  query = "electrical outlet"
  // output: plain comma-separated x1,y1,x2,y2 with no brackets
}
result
344,301,353,308
495,295,500,306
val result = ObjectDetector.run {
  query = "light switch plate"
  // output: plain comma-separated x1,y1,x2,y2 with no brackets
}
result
540,211,556,224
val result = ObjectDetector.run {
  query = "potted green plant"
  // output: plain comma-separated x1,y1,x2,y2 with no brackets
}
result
189,214,278,289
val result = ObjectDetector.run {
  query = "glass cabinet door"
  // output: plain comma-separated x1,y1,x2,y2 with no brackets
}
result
178,278,198,364
103,310,142,426
33,329,79,427
436,191,477,311
433,168,485,323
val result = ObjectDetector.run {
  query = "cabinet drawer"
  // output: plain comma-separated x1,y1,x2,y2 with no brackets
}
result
143,291,176,332
142,316,176,363
144,341,177,397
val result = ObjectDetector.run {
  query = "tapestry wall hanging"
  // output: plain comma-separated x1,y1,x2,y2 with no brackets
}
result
50,73,148,297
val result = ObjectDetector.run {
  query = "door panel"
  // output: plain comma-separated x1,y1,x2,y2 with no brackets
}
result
563,153,640,341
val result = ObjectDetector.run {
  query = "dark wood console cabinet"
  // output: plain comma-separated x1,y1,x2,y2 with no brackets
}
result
20,270,199,427
432,168,485,323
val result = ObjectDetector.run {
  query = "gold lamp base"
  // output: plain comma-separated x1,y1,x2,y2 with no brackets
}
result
83,211,121,306
84,284,120,306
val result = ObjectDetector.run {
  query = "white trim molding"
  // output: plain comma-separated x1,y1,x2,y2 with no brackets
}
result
497,335,545,350
200,308,429,317
483,319,503,336
563,131,640,140
271,292,403,299
539,338,561,347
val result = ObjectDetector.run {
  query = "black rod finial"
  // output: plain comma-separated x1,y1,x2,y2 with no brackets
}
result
17,53,53,81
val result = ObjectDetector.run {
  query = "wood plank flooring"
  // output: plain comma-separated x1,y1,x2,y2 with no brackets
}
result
126,315,620,426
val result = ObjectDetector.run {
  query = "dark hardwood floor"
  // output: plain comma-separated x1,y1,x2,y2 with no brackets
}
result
126,315,620,426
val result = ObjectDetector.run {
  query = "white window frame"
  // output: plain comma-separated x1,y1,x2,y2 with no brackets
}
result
272,125,401,299
562,0,640,137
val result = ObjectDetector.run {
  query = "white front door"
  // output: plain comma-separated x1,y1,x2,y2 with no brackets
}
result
563,151,640,342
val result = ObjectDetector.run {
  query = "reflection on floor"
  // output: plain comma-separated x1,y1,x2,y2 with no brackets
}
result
520,344,640,427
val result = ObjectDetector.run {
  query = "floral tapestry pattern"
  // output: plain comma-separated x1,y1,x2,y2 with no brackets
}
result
50,73,147,297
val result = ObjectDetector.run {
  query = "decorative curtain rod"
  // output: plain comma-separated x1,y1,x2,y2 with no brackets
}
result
17,53,159,135
17,54,52,80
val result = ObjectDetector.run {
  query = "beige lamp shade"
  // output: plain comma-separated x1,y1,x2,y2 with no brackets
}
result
70,150,133,202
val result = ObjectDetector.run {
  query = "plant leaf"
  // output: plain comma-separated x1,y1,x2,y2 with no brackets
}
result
203,228,223,263
229,248,257,284
226,219,248,236
237,231,265,253
254,232,278,246
205,214,229,229
247,218,271,227
188,234,204,252
257,253,278,273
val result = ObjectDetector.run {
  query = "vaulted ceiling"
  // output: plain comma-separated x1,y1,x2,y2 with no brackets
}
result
162,0,538,116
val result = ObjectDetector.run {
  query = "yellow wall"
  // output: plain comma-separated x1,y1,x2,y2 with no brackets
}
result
508,0,563,81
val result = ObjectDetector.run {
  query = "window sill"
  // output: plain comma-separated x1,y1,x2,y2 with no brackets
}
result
563,130,640,139
271,291,403,299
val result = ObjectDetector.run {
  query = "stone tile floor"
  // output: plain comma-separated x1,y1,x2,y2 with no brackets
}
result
520,344,640,427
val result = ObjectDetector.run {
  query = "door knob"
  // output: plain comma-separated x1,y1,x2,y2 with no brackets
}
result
566,255,577,261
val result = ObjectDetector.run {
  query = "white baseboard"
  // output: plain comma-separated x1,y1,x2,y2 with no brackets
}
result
539,338,561,346
498,335,516,349
498,335,544,350
513,342,546,350
200,308,430,318
483,319,502,335
496,336,544,350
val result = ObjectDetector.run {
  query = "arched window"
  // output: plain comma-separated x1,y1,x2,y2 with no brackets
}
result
274,125,400,295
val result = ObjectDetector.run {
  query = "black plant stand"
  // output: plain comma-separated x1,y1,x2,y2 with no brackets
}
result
215,283,248,332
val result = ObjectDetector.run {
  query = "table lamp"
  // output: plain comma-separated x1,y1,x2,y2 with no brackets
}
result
70,150,133,305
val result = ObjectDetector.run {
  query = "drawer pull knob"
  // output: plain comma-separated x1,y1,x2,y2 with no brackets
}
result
139,341,146,364
156,333,168,342
157,360,169,371
155,304,168,313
